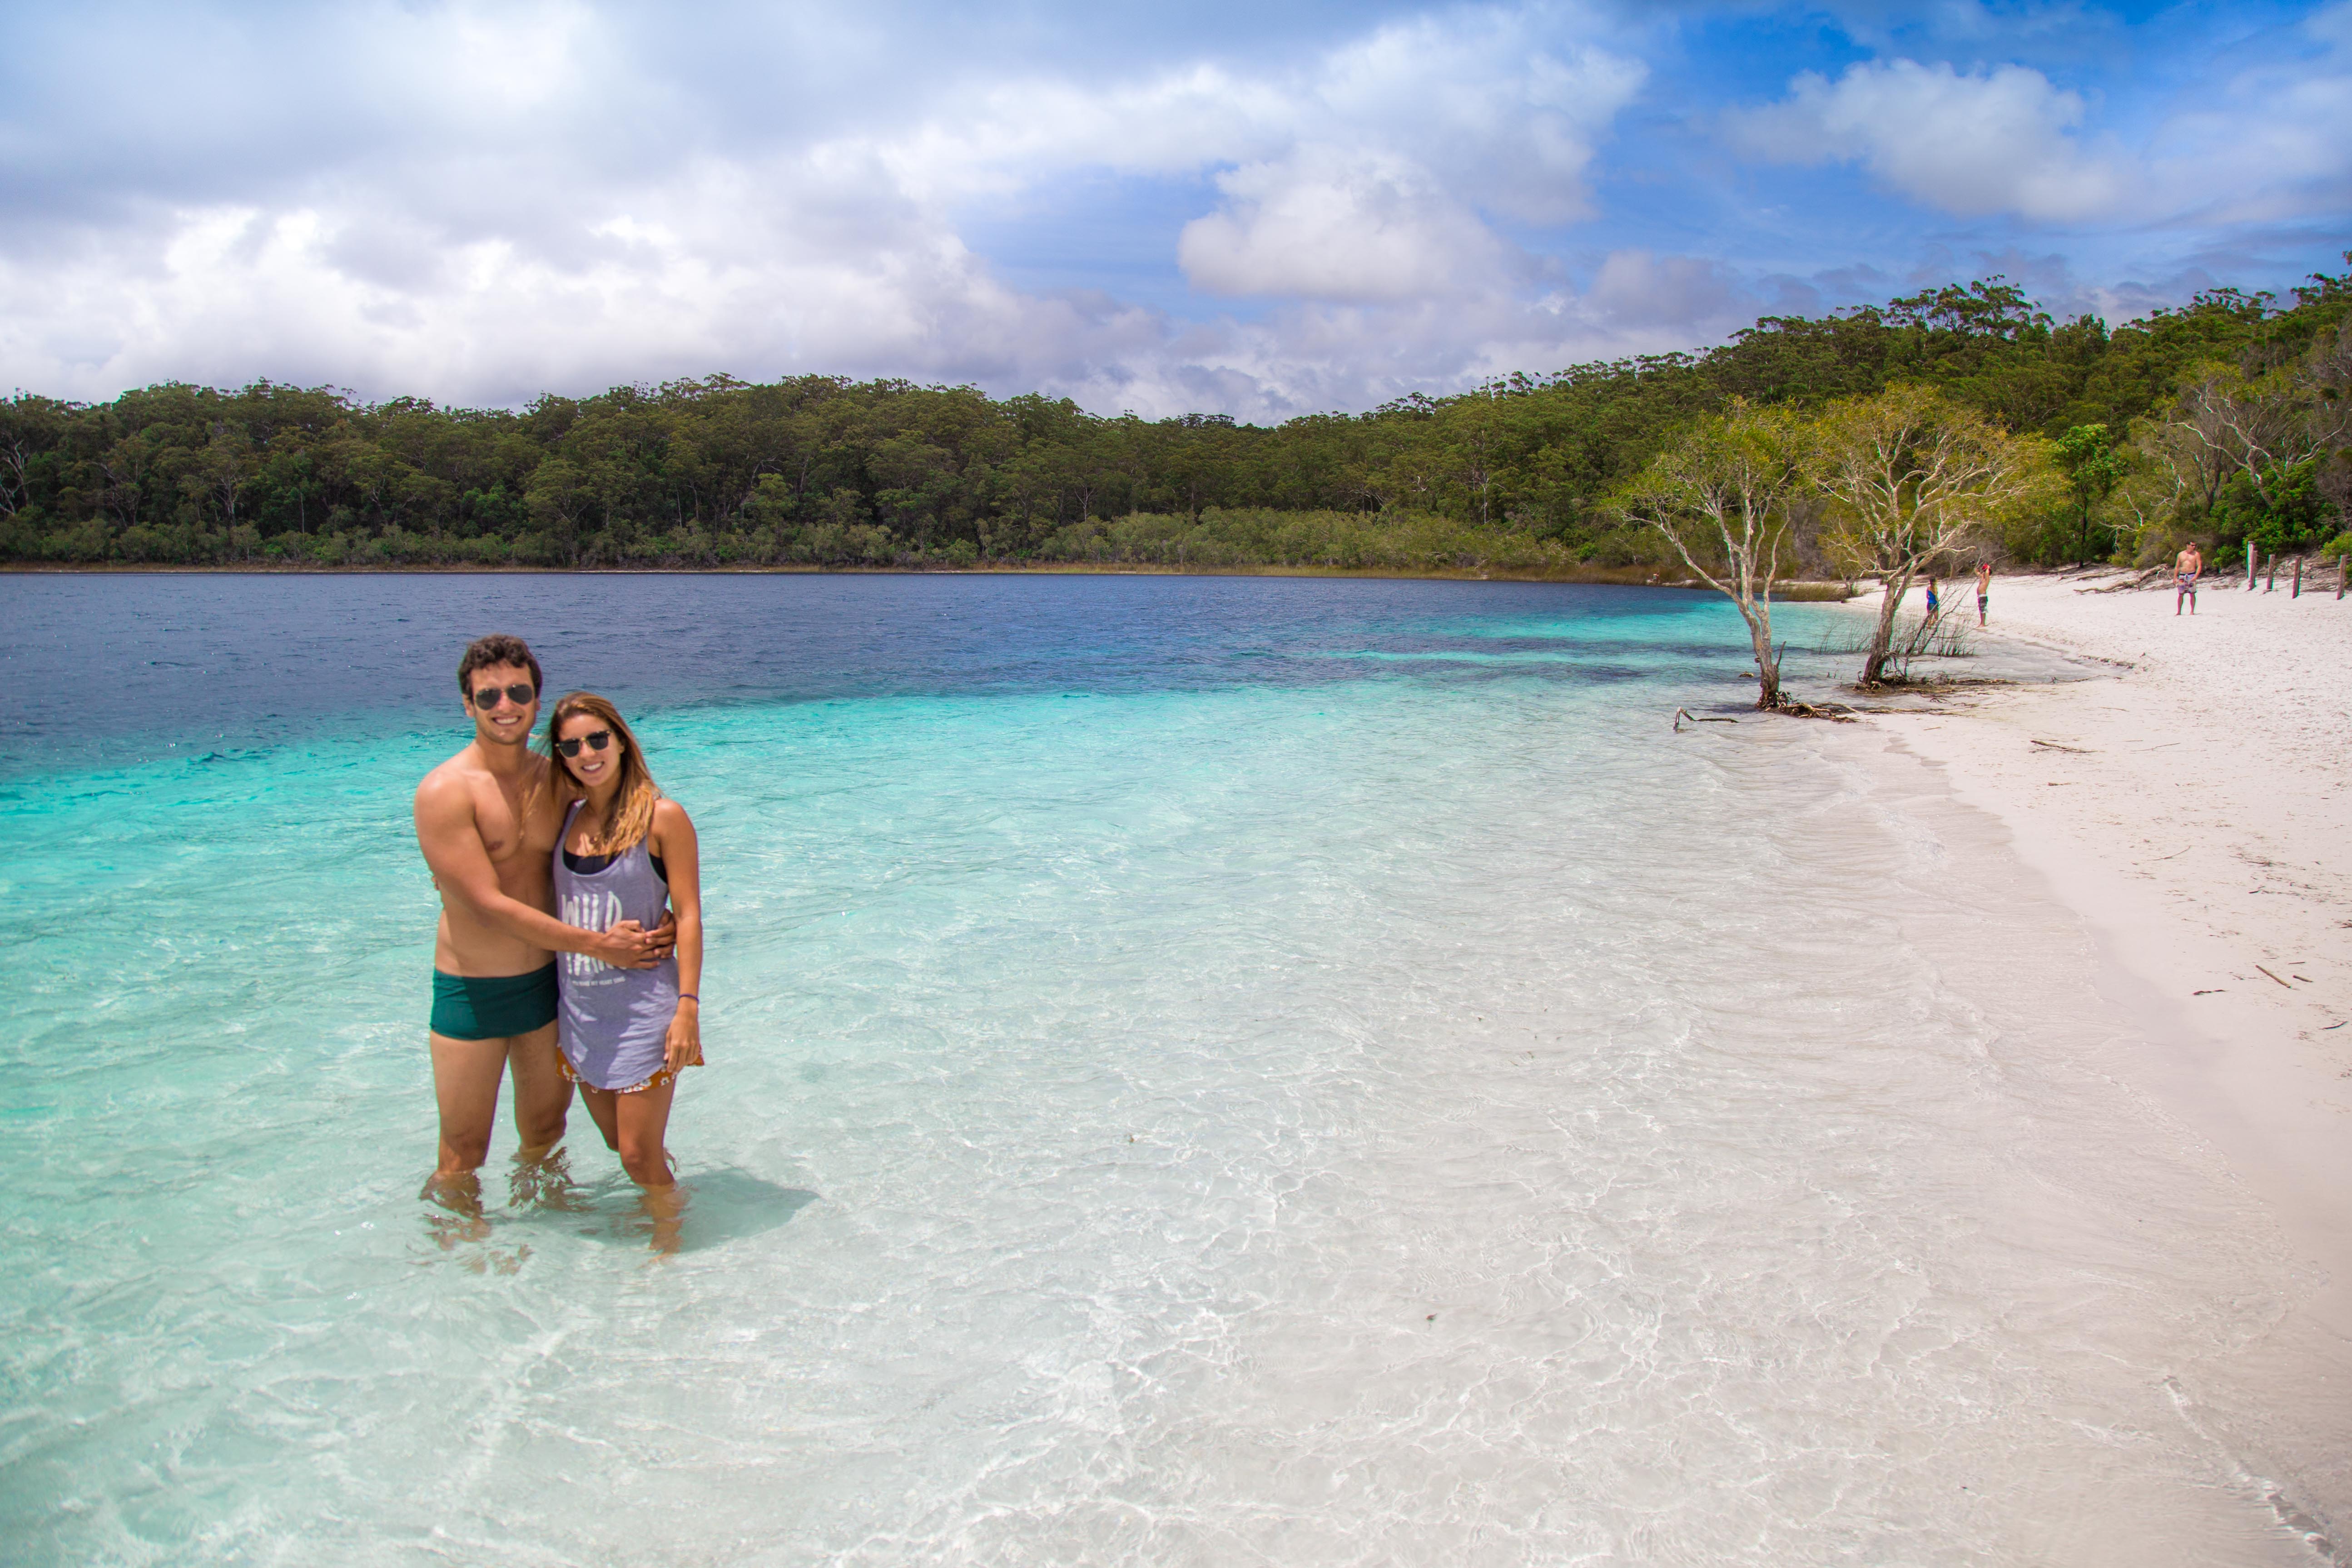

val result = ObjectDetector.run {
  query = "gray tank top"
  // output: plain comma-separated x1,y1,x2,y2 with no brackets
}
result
553,800,680,1091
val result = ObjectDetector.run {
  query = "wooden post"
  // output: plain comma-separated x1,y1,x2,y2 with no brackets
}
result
2266,553,2277,592
2247,538,2257,588
2292,556,2302,597
2339,555,2347,600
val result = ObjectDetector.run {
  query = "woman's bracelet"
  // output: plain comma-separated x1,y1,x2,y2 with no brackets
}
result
677,992,698,1003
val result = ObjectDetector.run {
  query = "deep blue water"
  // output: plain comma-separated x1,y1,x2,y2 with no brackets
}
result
0,572,1756,778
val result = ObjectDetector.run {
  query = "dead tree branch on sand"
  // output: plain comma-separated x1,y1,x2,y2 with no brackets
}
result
1673,708,1738,731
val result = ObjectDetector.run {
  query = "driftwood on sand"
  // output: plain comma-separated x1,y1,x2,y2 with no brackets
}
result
1675,701,1856,731
1673,708,1738,731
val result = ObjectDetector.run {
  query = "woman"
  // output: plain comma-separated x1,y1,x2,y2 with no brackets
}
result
546,693,704,1203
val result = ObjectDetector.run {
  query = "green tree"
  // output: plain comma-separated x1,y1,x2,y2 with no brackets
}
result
2052,423,2126,563
8,261,2350,571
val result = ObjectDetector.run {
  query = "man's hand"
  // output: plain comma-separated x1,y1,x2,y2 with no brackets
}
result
648,908,679,961
590,920,665,970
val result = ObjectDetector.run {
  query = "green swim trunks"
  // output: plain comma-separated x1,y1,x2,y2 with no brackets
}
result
430,964,558,1041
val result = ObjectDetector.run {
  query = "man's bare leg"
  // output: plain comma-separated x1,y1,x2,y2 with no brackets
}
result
425,1031,512,1240
506,1021,571,1155
505,1022,576,1206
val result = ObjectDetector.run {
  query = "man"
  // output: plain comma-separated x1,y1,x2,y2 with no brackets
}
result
2175,541,2203,615
1975,560,1992,627
413,634,666,1212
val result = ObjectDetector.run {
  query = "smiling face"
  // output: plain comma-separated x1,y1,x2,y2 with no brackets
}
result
463,661,539,750
555,710,625,794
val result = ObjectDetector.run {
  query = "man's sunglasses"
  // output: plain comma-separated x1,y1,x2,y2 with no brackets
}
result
471,683,537,709
555,729,613,759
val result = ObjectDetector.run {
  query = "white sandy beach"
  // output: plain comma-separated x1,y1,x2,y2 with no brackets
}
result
1834,566,2352,1538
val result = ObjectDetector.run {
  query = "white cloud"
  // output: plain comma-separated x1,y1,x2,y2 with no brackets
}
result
1177,149,1512,301
1301,10,1646,226
883,7,1643,302
1726,7,2352,234
0,161,1701,426
1724,58,2128,221
1161,12,1643,301
0,2,1655,415
0,158,1163,412
4,1,2341,423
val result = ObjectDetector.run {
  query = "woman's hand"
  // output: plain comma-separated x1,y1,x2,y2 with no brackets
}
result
665,997,704,1073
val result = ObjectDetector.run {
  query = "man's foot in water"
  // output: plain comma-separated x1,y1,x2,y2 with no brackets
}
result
420,1171,493,1247
509,1142,587,1211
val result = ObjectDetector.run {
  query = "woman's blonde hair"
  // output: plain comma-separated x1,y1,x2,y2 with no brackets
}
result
545,691,660,853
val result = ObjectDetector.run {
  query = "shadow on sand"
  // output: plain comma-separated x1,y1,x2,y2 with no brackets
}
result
671,1168,820,1250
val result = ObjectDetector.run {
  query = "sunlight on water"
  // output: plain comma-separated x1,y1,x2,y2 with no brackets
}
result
0,575,2315,1564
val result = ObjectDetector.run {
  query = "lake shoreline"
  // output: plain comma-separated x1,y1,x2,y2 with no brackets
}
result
1823,570,2352,1539
0,559,1863,598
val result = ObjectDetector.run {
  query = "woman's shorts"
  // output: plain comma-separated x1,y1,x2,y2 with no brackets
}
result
556,1052,680,1096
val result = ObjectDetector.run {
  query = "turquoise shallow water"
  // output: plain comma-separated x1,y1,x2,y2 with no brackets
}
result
0,575,2320,1564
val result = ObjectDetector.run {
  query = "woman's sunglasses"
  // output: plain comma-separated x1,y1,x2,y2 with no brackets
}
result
471,683,537,709
555,729,614,759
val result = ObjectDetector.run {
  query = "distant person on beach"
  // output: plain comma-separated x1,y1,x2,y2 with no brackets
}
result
412,635,669,1220
1975,561,1992,626
2175,542,2203,615
546,692,704,1241
1923,575,1940,620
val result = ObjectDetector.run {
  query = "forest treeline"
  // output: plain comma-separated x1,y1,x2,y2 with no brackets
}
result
3,264,2347,572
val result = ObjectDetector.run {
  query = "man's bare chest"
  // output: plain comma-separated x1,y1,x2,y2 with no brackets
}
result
471,780,551,870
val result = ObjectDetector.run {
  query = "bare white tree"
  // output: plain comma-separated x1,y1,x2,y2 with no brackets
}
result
1617,401,1811,710
1813,385,2060,686
2164,362,2346,515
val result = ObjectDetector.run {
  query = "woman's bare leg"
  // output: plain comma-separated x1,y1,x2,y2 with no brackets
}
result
576,1084,623,1154
613,1079,684,1253
613,1078,679,1188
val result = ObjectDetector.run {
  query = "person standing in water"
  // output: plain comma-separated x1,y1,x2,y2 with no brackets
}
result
546,692,704,1247
2175,541,2204,615
412,636,668,1221
1975,560,1992,627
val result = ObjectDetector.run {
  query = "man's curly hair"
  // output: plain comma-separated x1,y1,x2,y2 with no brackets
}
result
456,634,542,700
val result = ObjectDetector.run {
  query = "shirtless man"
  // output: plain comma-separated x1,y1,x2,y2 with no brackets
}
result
413,634,666,1210
2175,541,2203,615
1975,560,1992,627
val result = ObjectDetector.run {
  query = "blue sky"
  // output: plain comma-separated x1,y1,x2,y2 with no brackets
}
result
1,0,2345,419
